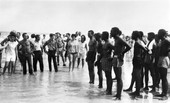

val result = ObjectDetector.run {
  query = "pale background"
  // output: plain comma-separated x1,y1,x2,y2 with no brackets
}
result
0,0,170,36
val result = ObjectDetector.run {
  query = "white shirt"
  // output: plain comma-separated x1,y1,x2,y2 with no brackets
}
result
34,41,42,51
147,39,155,54
5,41,18,55
78,42,86,54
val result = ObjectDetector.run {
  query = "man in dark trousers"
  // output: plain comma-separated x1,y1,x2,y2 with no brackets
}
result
43,33,58,72
18,33,35,75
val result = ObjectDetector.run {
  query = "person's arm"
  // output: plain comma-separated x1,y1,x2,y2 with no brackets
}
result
0,41,9,49
1,38,8,46
119,37,131,54
85,43,88,51
43,41,48,54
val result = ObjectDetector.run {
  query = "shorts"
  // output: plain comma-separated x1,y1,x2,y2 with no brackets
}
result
6,54,16,62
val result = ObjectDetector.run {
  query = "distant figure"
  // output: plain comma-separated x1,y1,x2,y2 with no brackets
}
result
86,30,97,84
42,34,46,46
56,33,66,66
43,33,58,72
18,33,35,75
64,33,71,62
77,35,87,68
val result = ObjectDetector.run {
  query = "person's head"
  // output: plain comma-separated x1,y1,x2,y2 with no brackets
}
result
16,32,21,39
88,30,94,39
9,31,17,42
138,31,144,40
31,34,35,38
81,35,86,43
157,29,168,40
35,34,40,41
131,31,140,41
55,32,61,38
71,34,76,40
147,32,155,41
125,36,130,41
78,31,81,36
43,34,46,38
49,33,55,40
110,27,122,38
94,33,101,42
101,31,109,41
66,33,70,38
22,33,28,40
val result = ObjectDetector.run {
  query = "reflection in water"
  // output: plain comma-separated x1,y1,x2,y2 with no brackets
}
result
0,60,170,103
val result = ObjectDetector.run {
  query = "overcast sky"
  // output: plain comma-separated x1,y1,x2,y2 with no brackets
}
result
0,0,170,35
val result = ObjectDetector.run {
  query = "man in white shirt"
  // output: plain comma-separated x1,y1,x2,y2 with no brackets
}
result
33,34,44,72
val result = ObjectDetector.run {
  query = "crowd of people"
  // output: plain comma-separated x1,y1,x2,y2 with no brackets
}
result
0,27,169,101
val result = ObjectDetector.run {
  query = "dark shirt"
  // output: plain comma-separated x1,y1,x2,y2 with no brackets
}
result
133,42,145,58
159,39,170,57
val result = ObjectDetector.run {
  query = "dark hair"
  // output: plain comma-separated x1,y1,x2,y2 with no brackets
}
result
131,31,140,41
138,31,144,39
94,33,101,41
88,30,94,35
66,33,70,36
50,33,54,38
9,31,17,37
148,32,155,40
31,34,35,38
35,34,40,39
157,29,168,40
81,35,86,41
22,33,27,37
71,34,76,38
111,27,122,38
101,31,109,41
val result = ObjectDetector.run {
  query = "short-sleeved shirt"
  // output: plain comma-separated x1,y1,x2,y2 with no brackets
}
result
34,41,42,51
5,41,18,55
44,39,57,51
78,42,86,54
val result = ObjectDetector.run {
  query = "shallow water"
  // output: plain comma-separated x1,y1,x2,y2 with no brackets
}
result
0,54,170,103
